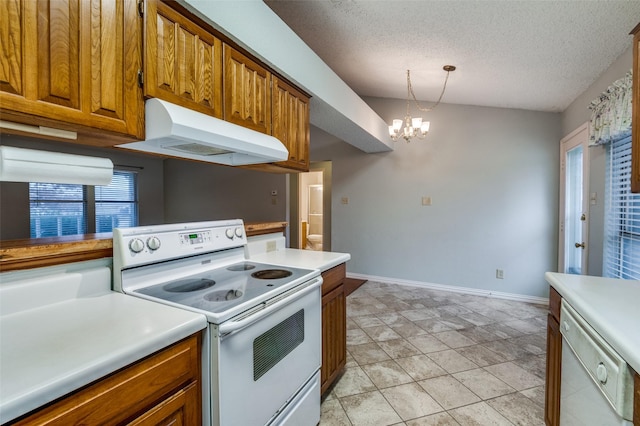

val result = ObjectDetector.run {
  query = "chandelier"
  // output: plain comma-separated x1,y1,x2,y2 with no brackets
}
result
389,65,456,142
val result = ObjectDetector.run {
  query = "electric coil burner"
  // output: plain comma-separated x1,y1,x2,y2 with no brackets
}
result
252,269,293,280
112,220,322,426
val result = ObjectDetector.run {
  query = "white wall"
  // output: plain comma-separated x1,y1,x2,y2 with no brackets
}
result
311,101,561,298
560,45,633,276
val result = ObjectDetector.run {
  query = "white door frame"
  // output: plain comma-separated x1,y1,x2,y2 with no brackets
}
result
558,122,590,274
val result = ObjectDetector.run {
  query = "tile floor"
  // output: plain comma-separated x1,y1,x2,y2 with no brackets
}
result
320,281,548,426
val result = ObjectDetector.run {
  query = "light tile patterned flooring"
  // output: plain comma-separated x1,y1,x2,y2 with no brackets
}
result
320,281,548,426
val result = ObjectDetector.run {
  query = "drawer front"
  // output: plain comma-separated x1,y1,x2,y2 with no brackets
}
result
322,263,346,296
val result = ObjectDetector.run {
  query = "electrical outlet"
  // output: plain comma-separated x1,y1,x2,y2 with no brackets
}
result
341,197,349,205
421,196,432,206
496,269,504,279
266,241,276,252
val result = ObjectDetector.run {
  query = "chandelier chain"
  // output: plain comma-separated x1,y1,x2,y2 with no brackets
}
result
406,69,452,113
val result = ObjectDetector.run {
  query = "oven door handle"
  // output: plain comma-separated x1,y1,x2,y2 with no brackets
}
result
218,276,322,336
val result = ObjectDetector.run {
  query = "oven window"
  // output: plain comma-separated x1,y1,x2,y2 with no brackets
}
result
253,309,305,381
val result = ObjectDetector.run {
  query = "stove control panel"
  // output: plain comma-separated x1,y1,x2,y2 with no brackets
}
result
180,230,212,245
113,220,249,271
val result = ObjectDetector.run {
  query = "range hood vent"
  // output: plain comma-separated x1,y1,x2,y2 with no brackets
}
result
117,98,289,166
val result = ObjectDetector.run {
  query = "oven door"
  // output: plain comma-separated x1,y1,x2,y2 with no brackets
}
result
211,277,322,426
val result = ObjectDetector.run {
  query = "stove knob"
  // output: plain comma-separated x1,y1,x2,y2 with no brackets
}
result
147,236,161,251
129,238,145,253
225,228,234,239
235,227,243,238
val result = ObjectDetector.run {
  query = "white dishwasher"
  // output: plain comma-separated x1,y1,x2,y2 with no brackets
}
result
559,299,635,425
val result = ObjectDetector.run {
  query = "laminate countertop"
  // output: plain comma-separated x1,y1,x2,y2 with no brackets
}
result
250,248,351,272
545,272,640,373
0,259,207,424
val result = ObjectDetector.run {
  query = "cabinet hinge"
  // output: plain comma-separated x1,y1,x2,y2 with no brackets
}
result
137,0,144,17
137,70,144,88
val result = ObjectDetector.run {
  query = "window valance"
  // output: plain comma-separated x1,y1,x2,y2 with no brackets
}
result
589,70,633,146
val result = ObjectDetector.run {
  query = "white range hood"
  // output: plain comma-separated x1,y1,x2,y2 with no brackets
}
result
117,98,289,166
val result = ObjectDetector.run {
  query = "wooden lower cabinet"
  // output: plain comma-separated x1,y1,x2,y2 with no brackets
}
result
545,312,561,426
634,371,640,426
11,334,201,426
545,287,562,426
321,263,347,395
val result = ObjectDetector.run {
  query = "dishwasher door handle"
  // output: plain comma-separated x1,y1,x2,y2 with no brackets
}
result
218,277,322,336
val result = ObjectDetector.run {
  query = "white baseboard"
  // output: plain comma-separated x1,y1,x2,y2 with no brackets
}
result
346,272,549,305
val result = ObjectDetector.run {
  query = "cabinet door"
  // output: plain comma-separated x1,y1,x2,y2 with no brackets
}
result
545,313,562,426
128,381,200,426
272,76,310,171
0,0,144,141
321,264,346,395
224,44,271,134
144,0,222,118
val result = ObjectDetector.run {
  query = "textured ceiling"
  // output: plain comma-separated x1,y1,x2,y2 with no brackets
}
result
264,0,640,112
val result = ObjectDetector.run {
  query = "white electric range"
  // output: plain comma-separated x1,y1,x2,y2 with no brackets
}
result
113,219,322,426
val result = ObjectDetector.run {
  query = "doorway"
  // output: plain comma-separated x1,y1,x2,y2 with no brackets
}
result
290,162,332,251
558,123,589,274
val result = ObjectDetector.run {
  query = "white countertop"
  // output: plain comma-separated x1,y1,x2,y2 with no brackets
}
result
0,260,207,424
250,248,351,272
545,272,640,374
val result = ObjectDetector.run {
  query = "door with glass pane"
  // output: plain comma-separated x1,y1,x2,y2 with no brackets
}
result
559,123,589,274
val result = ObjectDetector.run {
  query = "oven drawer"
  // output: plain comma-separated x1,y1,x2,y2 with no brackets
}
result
270,371,320,426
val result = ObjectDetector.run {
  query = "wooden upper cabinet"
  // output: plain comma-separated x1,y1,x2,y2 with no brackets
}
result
631,23,640,193
272,76,310,171
0,0,144,143
144,0,222,118
224,44,272,134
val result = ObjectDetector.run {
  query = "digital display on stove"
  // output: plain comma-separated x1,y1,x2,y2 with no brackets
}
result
180,231,210,245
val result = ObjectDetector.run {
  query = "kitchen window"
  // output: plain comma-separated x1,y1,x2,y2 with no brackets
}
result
30,170,138,238
603,135,640,279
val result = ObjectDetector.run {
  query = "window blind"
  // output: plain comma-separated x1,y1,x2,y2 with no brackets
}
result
95,170,138,232
29,170,138,237
604,135,640,279
29,183,86,237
